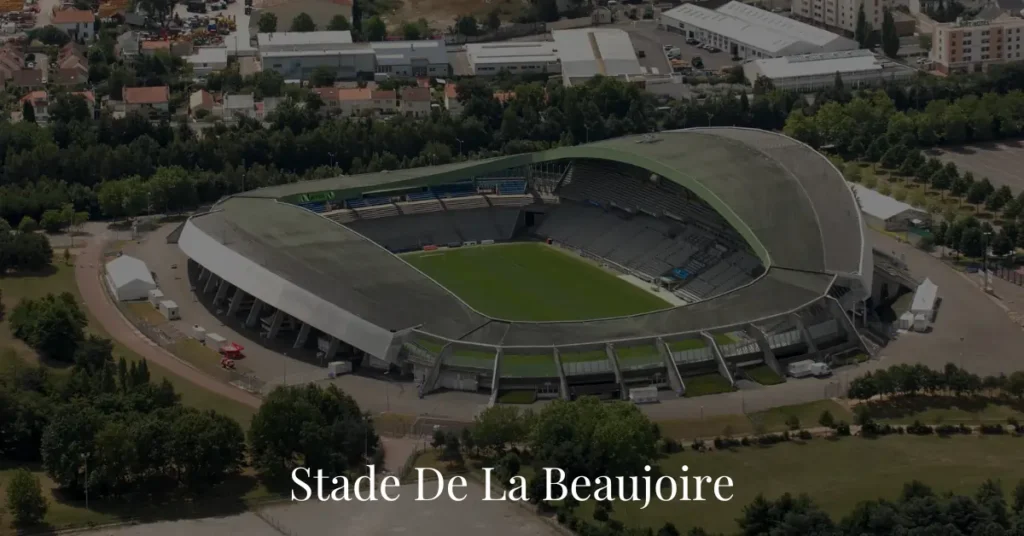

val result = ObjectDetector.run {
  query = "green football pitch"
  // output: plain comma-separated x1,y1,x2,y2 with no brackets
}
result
402,242,670,321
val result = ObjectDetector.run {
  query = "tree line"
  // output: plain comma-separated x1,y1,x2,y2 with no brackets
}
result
847,363,1024,400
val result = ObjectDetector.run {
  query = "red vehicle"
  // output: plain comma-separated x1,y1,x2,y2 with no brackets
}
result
219,342,245,360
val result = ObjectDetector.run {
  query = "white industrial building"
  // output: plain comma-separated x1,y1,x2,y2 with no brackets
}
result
465,41,561,76
743,49,916,92
184,47,229,78
850,184,929,231
370,41,449,78
105,255,157,302
257,32,450,80
659,1,858,59
552,28,646,86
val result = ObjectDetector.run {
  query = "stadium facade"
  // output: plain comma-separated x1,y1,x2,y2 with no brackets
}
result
178,128,873,401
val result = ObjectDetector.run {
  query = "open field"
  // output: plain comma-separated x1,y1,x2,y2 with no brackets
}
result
931,140,1024,194
580,435,1024,535
126,301,167,326
749,400,853,431
403,243,670,321
0,261,256,427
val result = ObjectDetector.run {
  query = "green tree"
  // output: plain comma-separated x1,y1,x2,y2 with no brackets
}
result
486,8,501,31
818,410,835,428
327,14,351,30
401,21,422,40
855,4,870,47
455,15,479,36
472,405,526,455
290,12,316,32
881,9,900,57
785,414,801,431
309,65,336,88
18,216,38,233
258,11,278,33
843,163,863,182
22,100,35,123
6,469,47,527
135,0,178,26
8,292,86,361
366,16,387,41
960,227,985,258
39,210,65,233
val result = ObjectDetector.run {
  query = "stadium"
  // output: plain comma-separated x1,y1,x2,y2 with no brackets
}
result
177,127,874,402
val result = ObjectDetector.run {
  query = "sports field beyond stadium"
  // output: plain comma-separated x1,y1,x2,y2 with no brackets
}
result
402,243,670,321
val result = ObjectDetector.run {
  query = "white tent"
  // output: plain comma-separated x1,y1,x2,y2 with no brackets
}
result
911,278,938,322
105,255,156,301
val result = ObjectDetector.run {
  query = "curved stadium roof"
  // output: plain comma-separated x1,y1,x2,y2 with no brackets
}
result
179,128,869,348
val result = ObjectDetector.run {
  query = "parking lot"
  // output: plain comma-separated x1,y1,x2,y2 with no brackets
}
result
616,20,741,72
173,0,254,55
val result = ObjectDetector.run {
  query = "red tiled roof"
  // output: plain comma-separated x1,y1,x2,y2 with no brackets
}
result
401,86,430,102
122,86,169,104
444,83,458,99
20,90,47,103
51,8,95,24
370,89,396,100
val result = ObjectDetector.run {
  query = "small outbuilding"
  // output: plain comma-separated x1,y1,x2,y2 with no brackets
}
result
911,278,938,322
105,255,157,301
158,300,180,320
850,184,929,231
147,289,164,307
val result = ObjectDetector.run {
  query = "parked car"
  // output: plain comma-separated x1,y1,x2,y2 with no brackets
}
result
685,38,699,45
638,50,646,58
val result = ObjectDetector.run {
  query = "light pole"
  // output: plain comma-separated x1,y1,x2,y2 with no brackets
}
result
584,124,590,143
81,453,89,510
328,151,336,169
455,137,464,155
706,112,714,127
983,231,993,292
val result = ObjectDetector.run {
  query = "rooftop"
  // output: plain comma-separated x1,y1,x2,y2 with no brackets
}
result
400,86,431,102
716,1,851,47
850,183,927,221
552,28,644,81
466,41,559,66
225,93,255,110
370,40,447,66
122,85,169,104
748,49,913,79
51,8,95,24
185,46,228,65
256,31,354,50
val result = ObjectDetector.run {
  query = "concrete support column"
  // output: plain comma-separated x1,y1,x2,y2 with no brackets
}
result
293,323,311,349
197,267,207,282
245,299,263,328
791,313,818,354
553,348,570,401
266,310,284,340
324,336,341,361
227,287,247,316
214,282,231,305
745,324,782,377
202,274,219,294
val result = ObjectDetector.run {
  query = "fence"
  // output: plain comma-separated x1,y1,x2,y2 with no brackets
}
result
993,266,1024,286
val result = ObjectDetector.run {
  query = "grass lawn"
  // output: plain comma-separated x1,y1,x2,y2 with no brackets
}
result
866,395,1024,425
656,414,755,440
683,373,734,397
403,243,669,321
0,262,256,428
560,350,608,363
744,364,785,386
498,390,538,404
446,349,494,369
749,400,853,432
0,465,275,536
666,339,706,351
502,353,557,376
414,338,444,355
579,435,1024,535
616,345,659,360
125,301,167,326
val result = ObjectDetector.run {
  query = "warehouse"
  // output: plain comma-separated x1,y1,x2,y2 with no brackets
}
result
466,41,561,76
256,31,356,52
850,184,929,232
260,47,375,80
105,255,157,302
743,49,916,92
370,41,449,78
659,0,857,59
551,28,645,86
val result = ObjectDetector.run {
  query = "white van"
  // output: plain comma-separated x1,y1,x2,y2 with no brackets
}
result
787,360,831,378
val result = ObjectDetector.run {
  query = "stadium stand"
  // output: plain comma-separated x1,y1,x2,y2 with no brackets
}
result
398,199,444,215
345,207,521,252
354,204,400,219
440,195,489,210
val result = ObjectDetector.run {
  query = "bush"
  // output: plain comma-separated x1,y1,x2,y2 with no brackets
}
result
6,468,47,526
691,439,706,451
740,436,751,446
907,420,934,435
836,421,851,436
980,424,1007,435
798,429,813,440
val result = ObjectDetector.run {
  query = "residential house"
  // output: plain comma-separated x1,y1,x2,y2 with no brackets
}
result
443,83,462,116
189,89,216,118
0,46,23,85
315,87,397,117
400,86,431,117
121,86,170,114
16,90,95,123
54,43,89,87
52,68,87,86
116,31,140,62
256,97,283,121
223,94,256,120
51,9,96,41
11,68,44,89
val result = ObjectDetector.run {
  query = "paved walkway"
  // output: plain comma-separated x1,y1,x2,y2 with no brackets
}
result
74,230,262,410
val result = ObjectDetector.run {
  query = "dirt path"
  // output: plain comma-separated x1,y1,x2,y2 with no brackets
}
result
74,235,261,409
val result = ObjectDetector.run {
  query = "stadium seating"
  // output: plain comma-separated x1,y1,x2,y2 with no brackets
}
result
345,208,521,252
406,191,438,202
354,204,400,220
440,195,489,211
323,208,358,224
486,195,533,207
398,199,444,215
297,201,327,213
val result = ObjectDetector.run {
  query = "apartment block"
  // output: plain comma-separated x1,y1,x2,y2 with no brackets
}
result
791,0,892,35
931,15,1024,74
